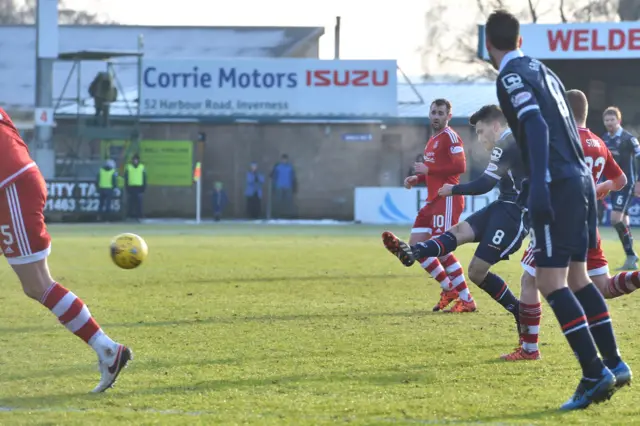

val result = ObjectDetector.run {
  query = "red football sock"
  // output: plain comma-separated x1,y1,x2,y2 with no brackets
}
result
41,282,102,344
439,253,473,302
519,302,541,353
606,271,640,299
419,256,453,291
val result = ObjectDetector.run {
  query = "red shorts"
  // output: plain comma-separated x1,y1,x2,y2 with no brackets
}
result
0,167,51,264
412,195,465,236
520,236,608,277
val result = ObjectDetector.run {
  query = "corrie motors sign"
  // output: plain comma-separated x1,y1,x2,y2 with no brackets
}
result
140,59,397,117
479,22,640,60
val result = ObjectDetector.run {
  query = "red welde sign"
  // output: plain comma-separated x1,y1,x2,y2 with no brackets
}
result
480,22,640,60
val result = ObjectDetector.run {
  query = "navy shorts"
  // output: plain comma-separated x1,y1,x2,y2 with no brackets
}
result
531,175,597,268
611,184,635,214
465,201,527,265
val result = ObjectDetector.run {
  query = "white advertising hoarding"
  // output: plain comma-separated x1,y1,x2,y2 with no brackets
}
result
480,22,640,60
354,187,500,224
140,59,397,117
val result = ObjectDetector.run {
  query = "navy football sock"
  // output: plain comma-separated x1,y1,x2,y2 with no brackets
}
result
546,287,604,379
412,231,457,259
574,283,622,369
478,272,519,316
614,222,636,257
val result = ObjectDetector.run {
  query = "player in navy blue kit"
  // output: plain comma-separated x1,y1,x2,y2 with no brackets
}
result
382,105,527,329
485,10,631,410
602,106,640,270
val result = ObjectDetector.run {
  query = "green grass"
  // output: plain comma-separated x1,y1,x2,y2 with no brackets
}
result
0,223,638,425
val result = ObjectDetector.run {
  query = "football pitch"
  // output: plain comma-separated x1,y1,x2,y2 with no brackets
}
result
0,223,638,425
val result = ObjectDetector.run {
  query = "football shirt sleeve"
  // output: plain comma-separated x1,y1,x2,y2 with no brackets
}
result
500,71,549,187
603,147,625,181
499,72,540,122
482,139,511,181
427,132,466,176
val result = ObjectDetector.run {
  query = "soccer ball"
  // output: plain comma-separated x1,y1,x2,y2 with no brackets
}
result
110,233,148,269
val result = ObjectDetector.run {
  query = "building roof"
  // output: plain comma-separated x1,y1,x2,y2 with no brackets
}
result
0,25,324,111
397,82,497,119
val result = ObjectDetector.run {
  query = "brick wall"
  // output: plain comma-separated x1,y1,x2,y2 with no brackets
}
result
53,120,489,220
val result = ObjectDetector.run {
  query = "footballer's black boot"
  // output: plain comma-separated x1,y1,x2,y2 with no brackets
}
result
381,231,415,267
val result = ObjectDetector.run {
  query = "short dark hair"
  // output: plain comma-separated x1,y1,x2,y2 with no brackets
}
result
603,106,622,121
430,98,452,114
485,10,520,51
565,90,588,124
469,104,506,126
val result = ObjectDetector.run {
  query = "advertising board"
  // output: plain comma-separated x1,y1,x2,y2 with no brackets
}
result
140,59,397,117
45,180,123,215
479,22,640,60
101,140,194,187
354,187,499,224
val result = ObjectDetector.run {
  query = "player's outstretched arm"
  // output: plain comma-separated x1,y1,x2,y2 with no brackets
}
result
450,174,498,196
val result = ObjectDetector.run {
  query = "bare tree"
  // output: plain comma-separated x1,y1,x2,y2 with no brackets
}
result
559,0,569,22
421,0,638,81
0,0,113,24
421,0,528,81
528,0,539,22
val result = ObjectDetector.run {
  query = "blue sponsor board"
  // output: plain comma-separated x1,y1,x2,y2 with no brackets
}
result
140,59,398,117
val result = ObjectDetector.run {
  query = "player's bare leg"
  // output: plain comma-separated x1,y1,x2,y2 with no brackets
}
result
12,258,132,392
501,270,541,361
611,211,638,270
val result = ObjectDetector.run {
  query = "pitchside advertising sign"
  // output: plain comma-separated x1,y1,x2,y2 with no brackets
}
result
140,59,398,117
355,188,640,227
480,22,640,60
354,187,500,224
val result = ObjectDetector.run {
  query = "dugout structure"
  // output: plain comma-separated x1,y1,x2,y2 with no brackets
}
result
47,47,144,222
53,48,144,179
478,21,640,132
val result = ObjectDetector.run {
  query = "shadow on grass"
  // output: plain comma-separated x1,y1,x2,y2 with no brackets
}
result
471,406,572,424
0,308,439,334
0,364,438,408
0,357,238,383
187,273,409,284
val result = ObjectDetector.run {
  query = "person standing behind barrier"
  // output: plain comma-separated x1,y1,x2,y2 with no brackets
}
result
124,154,146,222
212,181,229,221
270,154,297,218
245,162,264,219
96,159,118,221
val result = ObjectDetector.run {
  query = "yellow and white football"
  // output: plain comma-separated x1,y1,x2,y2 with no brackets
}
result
110,233,148,269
